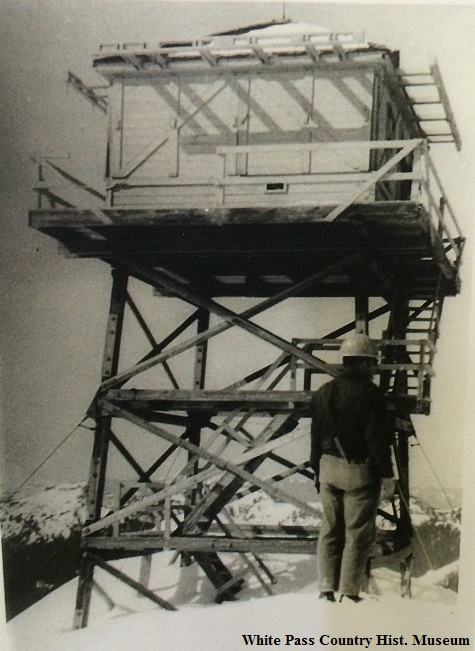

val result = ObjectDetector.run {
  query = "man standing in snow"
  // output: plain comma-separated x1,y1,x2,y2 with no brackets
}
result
310,333,395,603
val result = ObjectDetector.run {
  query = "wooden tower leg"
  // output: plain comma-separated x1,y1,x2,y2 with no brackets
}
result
74,268,128,629
395,429,413,539
183,309,210,567
74,553,94,629
400,552,414,598
390,289,414,596
354,268,370,335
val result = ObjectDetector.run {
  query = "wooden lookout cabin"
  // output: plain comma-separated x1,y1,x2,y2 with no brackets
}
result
29,20,464,625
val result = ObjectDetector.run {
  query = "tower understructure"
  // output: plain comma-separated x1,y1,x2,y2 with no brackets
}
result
29,23,464,626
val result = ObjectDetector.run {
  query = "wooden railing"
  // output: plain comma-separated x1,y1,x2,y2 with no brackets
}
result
33,138,464,271
216,138,464,267
290,337,436,411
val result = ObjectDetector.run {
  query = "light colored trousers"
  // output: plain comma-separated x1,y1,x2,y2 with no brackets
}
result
317,454,381,596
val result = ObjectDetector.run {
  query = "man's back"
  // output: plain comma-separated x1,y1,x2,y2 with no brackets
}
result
310,372,393,478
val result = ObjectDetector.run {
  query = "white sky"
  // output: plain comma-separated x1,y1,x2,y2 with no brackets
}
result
1,0,475,499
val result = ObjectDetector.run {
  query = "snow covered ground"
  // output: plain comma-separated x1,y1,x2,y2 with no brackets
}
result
0,484,469,650
3,552,470,651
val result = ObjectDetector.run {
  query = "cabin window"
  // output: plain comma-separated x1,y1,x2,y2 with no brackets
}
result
265,182,287,193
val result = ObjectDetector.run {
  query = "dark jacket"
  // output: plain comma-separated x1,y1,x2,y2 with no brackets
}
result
310,370,394,482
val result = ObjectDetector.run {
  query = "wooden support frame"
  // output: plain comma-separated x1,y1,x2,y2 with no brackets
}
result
28,24,465,622
75,268,128,628
100,254,362,390
87,268,127,522
73,241,451,623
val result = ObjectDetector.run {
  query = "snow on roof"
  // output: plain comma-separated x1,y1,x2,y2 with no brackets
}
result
94,20,389,74
207,20,369,51
236,21,333,37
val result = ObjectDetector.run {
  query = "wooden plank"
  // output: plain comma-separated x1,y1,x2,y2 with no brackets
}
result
29,201,421,227
86,270,127,522
113,185,220,198
83,535,318,555
94,58,385,80
107,389,312,409
113,196,222,209
221,172,415,186
108,176,218,187
108,80,125,175
217,138,420,155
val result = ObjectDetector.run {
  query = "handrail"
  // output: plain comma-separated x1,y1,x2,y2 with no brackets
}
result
425,154,463,238
33,156,106,209
290,336,436,410
217,138,462,267
33,138,463,272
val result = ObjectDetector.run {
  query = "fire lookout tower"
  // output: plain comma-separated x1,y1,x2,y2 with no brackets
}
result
29,21,464,625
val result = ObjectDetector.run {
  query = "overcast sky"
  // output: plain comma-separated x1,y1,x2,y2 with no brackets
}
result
1,0,475,499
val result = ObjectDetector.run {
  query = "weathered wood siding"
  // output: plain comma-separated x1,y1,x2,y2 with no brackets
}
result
108,68,378,209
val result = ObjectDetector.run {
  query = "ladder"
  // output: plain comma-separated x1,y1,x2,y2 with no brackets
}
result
401,62,461,150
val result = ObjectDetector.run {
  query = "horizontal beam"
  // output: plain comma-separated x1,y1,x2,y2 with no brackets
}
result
106,171,416,189
217,138,422,155
104,389,430,413
83,534,412,558
94,57,386,80
29,201,421,228
83,535,318,555
106,389,313,412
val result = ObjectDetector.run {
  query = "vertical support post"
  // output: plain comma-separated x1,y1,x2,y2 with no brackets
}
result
389,288,413,595
138,555,153,596
37,162,44,209
73,553,95,629
400,552,414,599
236,78,250,176
303,366,312,391
354,270,369,334
74,267,128,629
183,309,210,566
88,268,128,521
188,308,210,464
395,421,413,597
192,309,210,393
410,142,422,202
395,429,412,538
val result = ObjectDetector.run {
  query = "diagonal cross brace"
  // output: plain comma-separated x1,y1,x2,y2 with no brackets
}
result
325,139,423,222
116,78,232,179
101,254,361,390
83,400,316,534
